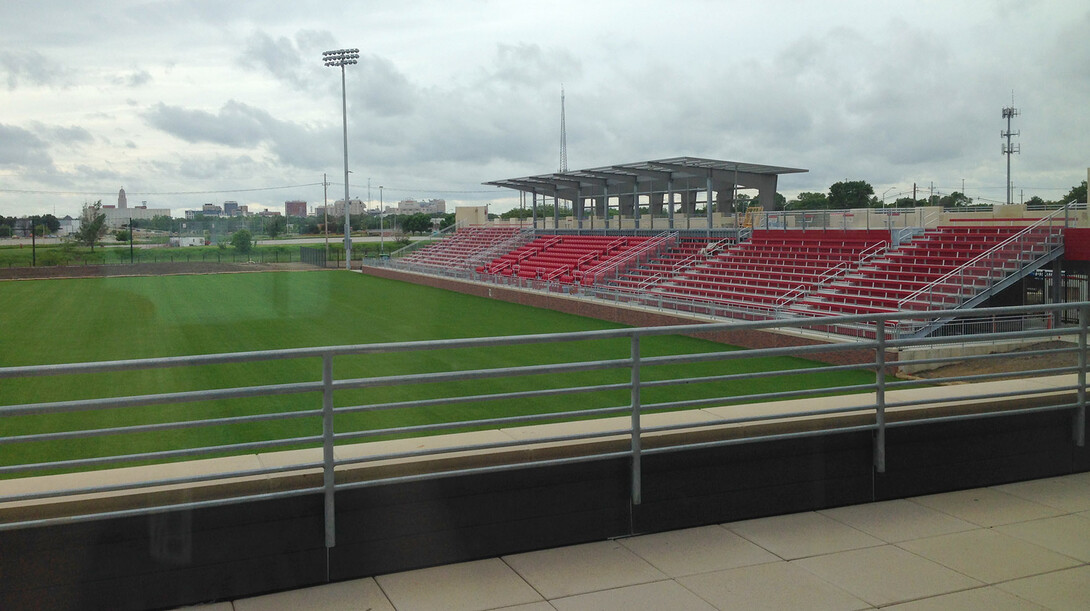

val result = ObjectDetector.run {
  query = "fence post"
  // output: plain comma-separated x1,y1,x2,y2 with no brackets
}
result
1077,306,1087,447
630,334,642,506
321,353,337,548
874,319,887,473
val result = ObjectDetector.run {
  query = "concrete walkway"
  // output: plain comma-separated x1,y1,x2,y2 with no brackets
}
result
182,472,1090,610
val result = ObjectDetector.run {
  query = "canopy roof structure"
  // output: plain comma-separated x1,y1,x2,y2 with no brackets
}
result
484,156,807,212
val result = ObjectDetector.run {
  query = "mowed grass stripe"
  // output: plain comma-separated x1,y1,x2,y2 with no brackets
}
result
0,271,874,474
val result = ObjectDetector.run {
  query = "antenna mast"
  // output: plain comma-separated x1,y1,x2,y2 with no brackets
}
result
559,85,568,172
1001,94,1020,206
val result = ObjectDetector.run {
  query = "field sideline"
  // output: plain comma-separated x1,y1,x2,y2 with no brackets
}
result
0,271,875,475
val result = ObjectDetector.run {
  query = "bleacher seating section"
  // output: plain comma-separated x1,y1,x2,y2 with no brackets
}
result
644,230,890,311
790,225,1026,316
400,224,1052,333
397,226,523,270
477,234,651,284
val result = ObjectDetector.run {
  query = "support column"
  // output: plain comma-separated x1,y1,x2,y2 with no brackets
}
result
716,184,736,214
753,174,779,211
706,174,714,237
576,188,584,232
531,190,537,230
619,193,635,218
667,180,675,230
633,182,640,230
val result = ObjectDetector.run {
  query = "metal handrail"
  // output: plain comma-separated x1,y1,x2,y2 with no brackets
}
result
897,205,1070,310
580,231,676,285
2,302,1085,545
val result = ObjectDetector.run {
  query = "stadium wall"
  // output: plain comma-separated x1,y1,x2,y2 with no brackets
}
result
361,266,887,367
3,407,1086,610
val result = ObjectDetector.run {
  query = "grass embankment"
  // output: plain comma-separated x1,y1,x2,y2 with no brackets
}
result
0,271,875,475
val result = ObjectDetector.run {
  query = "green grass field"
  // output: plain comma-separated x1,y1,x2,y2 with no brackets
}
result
0,271,875,476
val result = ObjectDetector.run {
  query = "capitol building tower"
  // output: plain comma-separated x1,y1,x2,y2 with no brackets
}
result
118,187,127,209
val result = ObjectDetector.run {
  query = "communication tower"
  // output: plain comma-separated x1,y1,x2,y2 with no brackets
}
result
1001,99,1020,205
559,85,568,172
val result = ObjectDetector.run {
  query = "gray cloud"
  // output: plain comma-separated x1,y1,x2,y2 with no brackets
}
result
0,124,53,167
29,122,94,146
112,70,153,88
0,50,69,90
143,101,271,147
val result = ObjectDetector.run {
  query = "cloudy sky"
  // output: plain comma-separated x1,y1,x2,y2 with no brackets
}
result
1,0,1087,218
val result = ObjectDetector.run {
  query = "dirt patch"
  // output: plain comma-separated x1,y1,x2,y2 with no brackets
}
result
905,340,1079,382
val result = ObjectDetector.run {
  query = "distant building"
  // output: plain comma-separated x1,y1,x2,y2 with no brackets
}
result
103,206,171,228
202,203,223,216
285,200,307,217
58,215,80,236
223,201,239,217
118,188,127,209
397,199,446,215
329,198,366,217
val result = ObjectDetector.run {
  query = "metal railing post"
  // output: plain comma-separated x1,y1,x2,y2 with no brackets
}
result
321,353,337,548
630,334,642,506
874,319,887,473
1077,306,1087,447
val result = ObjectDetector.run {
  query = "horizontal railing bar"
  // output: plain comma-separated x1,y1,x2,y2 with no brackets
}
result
335,428,634,469
0,486,325,532
642,423,878,456
0,460,324,504
642,382,877,412
640,362,872,390
333,405,632,442
881,386,1079,411
0,435,323,476
0,408,324,446
0,381,323,417
885,367,1079,389
884,326,1073,349
642,402,879,434
330,358,633,390
893,347,1077,369
640,340,876,367
333,383,631,415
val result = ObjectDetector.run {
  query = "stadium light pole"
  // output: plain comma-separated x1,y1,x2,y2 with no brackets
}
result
323,48,359,270
379,185,384,255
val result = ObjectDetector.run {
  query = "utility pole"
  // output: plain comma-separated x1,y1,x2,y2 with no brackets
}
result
1002,98,1020,206
323,172,330,260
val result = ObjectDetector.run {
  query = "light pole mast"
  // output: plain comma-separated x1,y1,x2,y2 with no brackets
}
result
323,48,359,269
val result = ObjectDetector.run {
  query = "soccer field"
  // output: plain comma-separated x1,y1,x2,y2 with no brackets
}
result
0,271,875,474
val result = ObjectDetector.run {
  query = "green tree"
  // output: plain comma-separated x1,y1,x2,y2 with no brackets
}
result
230,228,254,253
939,191,973,207
114,229,131,242
74,201,108,251
265,215,286,239
1060,181,1088,205
1025,196,1048,208
828,180,875,209
792,192,828,210
0,225,11,238
403,213,432,234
